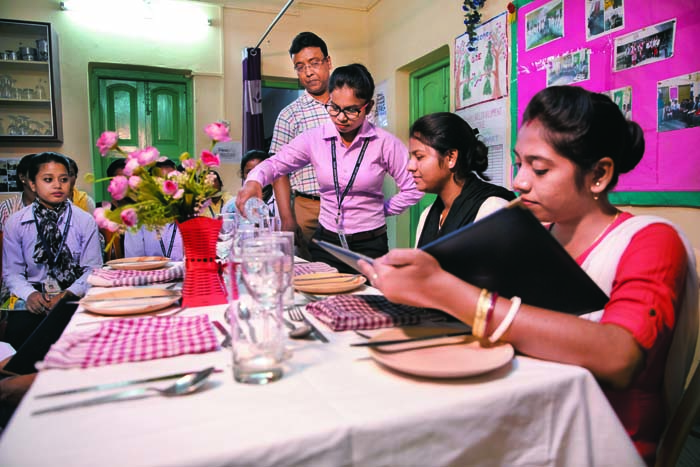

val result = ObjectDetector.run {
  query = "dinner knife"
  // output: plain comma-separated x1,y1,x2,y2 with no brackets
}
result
294,274,361,283
350,331,472,347
34,368,223,399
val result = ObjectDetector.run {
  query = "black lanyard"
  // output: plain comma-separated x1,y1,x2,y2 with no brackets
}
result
330,137,370,225
33,204,72,268
159,224,177,258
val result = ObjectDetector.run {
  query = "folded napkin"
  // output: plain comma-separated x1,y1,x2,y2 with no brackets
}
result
294,262,338,276
37,315,219,370
306,295,448,331
88,264,184,287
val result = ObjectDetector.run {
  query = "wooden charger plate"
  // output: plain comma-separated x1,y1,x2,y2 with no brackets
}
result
293,272,366,294
80,288,181,316
368,327,514,379
106,256,170,271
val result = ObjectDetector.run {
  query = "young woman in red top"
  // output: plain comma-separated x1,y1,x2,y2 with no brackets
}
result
360,85,697,466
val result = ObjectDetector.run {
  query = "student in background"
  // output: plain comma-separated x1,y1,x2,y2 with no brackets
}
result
0,154,35,231
359,86,696,466
408,112,515,247
237,63,421,272
99,158,130,261
123,158,183,261
2,152,102,349
200,170,232,218
66,157,96,214
241,150,277,218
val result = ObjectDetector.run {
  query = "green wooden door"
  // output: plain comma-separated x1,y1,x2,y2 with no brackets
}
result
90,69,192,203
408,58,450,247
148,82,189,160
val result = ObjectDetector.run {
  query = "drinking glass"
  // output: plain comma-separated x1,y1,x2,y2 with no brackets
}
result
216,212,237,262
259,231,295,310
231,248,286,384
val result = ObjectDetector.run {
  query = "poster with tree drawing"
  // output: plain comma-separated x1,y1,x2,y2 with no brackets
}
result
455,13,508,110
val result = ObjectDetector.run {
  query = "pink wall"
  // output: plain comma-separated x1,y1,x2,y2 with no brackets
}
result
515,0,700,192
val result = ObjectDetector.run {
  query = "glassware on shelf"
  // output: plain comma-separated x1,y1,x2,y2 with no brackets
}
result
7,116,19,136
35,78,47,100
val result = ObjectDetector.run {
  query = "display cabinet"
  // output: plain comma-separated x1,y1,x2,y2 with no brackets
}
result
0,19,62,143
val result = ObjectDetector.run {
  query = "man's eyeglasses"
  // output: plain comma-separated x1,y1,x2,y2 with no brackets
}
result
294,57,326,74
325,101,369,120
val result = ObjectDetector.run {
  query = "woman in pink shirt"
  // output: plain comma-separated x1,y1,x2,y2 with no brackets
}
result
237,63,421,272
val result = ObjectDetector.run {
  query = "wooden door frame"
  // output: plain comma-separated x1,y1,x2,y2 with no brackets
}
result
88,64,194,202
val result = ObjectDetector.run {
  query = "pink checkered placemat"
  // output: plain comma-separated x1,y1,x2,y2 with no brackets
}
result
37,315,219,370
293,262,338,277
306,295,447,331
88,264,184,287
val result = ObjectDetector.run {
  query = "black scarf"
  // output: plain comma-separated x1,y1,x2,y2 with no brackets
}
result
417,173,515,247
32,201,84,290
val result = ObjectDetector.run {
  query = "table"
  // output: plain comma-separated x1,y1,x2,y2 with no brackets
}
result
0,287,644,467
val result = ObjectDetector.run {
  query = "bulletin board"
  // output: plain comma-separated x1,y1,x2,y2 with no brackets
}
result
510,0,700,206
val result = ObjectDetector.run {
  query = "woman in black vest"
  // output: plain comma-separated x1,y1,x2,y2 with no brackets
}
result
409,112,515,247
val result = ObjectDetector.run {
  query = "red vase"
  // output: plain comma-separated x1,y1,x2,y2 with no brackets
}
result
177,216,227,308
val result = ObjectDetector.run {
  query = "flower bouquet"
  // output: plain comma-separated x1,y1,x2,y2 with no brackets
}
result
93,122,231,234
92,122,232,308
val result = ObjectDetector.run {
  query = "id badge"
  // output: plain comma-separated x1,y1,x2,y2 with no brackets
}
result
44,276,61,296
337,229,349,250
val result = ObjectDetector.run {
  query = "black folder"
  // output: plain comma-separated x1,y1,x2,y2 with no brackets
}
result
420,201,608,315
3,298,78,375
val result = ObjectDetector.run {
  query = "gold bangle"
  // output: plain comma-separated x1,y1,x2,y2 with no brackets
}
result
473,289,491,338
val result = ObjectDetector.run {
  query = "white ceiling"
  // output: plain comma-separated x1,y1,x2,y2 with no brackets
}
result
190,0,382,13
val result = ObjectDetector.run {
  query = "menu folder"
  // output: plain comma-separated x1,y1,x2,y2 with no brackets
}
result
420,200,608,315
314,200,608,316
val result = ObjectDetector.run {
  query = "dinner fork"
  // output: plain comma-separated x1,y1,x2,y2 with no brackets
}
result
289,306,329,343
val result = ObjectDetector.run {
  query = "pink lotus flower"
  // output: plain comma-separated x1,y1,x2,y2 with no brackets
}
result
181,159,197,170
200,150,220,167
96,131,119,156
162,180,179,196
128,176,141,189
108,176,129,201
120,208,138,227
133,147,160,166
124,158,140,177
94,207,109,228
204,122,231,142
106,221,120,233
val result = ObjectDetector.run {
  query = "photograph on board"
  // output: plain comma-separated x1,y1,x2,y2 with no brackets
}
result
586,0,624,41
602,86,632,120
546,49,590,86
657,71,700,133
614,19,676,72
525,0,564,51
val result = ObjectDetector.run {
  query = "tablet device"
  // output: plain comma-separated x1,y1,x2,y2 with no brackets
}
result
311,239,375,273
3,297,78,375
420,201,608,315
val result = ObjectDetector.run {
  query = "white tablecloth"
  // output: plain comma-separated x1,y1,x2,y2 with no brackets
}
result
0,296,644,467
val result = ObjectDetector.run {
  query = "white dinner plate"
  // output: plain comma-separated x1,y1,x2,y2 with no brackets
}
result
79,288,181,316
106,256,170,271
368,327,514,379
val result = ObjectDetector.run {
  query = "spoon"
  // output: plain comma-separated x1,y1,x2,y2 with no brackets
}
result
283,316,313,339
32,367,215,415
